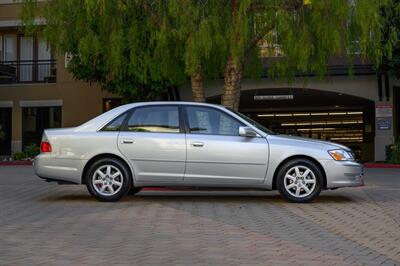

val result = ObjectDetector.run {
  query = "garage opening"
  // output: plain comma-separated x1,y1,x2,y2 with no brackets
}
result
208,88,375,162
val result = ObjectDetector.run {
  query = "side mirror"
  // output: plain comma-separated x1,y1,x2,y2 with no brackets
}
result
239,126,258,137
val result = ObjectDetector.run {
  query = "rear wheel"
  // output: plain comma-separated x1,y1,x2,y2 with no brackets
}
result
276,159,323,203
86,158,131,202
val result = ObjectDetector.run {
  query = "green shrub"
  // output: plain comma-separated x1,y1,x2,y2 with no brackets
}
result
24,143,40,158
13,152,26,161
386,139,400,164
12,144,40,161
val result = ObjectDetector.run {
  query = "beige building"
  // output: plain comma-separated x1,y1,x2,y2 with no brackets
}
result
0,1,120,156
0,1,398,162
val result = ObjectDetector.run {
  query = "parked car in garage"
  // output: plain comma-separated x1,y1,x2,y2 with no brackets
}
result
33,102,363,203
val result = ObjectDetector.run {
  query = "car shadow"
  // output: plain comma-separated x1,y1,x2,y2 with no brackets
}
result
42,191,354,204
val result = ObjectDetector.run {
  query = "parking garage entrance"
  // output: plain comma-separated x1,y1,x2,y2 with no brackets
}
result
208,88,375,162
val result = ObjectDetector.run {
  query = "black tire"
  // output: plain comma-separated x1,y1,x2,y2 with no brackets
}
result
128,187,143,195
86,158,131,202
276,159,323,203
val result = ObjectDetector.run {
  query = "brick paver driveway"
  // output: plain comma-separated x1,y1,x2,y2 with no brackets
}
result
0,166,399,266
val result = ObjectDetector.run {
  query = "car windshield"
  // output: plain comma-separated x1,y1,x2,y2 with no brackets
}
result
228,108,275,135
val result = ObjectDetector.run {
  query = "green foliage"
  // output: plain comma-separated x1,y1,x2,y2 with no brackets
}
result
21,0,187,101
13,152,26,161
381,0,400,77
386,139,400,164
12,144,40,160
20,0,394,100
24,143,40,158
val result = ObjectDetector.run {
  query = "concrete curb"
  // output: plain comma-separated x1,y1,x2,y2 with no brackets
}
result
0,161,32,166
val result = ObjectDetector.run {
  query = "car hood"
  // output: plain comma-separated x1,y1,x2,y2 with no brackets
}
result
268,134,351,151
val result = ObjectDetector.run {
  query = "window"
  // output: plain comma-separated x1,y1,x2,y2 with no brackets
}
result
22,106,61,149
102,113,128,132
126,106,180,133
186,106,243,136
0,33,55,83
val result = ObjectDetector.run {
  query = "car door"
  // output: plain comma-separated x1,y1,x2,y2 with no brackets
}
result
183,105,269,185
117,105,186,184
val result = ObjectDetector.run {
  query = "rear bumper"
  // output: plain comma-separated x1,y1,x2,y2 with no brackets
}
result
319,160,364,189
33,154,86,184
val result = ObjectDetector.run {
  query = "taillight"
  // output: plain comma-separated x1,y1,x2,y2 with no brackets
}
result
40,141,52,153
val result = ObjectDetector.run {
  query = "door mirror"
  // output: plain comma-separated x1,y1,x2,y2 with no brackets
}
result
239,126,258,137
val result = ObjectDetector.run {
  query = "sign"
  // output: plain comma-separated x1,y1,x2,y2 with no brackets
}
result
375,103,392,131
377,118,391,130
375,103,392,118
254,94,294,101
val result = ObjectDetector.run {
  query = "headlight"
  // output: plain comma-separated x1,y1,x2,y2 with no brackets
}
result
328,149,354,161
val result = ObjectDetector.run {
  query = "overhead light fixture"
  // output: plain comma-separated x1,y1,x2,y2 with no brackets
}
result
257,114,274,117
293,113,310,116
329,112,347,115
311,113,329,116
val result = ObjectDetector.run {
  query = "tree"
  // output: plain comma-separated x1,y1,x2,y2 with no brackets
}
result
381,0,400,78
217,0,392,110
21,0,187,102
147,0,227,102
21,0,393,108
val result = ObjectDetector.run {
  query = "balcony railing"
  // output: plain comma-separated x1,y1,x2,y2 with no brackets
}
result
0,59,56,84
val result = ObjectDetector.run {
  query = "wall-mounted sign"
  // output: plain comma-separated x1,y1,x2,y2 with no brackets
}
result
375,103,392,131
254,94,294,101
377,118,391,130
375,103,392,118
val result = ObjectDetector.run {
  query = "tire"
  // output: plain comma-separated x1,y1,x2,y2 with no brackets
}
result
276,159,323,203
86,158,131,202
128,187,143,195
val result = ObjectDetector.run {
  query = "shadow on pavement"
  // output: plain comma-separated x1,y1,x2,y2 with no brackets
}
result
41,192,355,204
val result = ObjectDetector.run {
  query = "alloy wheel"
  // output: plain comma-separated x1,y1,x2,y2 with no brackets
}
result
283,165,316,198
92,165,123,196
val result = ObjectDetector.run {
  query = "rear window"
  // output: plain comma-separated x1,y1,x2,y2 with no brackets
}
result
101,113,128,131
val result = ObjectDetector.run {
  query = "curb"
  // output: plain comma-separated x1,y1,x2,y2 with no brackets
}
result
364,163,400,169
0,161,32,166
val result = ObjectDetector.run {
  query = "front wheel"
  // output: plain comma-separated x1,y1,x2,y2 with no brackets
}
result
86,158,131,202
276,159,323,203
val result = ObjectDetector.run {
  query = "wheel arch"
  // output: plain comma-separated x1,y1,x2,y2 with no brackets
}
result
81,153,134,184
272,155,327,190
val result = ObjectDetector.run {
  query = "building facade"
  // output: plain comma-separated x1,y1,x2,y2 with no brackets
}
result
0,1,398,162
178,55,399,162
0,1,120,156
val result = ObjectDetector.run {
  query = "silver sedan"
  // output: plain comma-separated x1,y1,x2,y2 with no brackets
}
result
33,102,363,202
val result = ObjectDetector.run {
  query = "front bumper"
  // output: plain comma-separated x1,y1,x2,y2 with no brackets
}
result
319,160,364,189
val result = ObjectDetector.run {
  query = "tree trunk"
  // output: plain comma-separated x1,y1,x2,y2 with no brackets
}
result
221,56,242,111
191,72,205,102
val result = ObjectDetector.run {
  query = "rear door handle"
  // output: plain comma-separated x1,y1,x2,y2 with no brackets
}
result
191,142,204,147
121,138,134,144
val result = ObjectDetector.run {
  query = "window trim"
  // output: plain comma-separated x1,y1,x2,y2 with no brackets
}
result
182,105,245,137
121,104,184,134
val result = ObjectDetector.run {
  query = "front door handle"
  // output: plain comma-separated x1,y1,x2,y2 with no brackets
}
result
121,138,134,144
191,142,204,147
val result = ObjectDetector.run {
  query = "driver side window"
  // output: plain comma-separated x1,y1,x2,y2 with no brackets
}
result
186,106,243,136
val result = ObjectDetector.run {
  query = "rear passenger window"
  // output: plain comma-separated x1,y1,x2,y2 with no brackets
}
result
126,106,180,133
102,113,128,131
